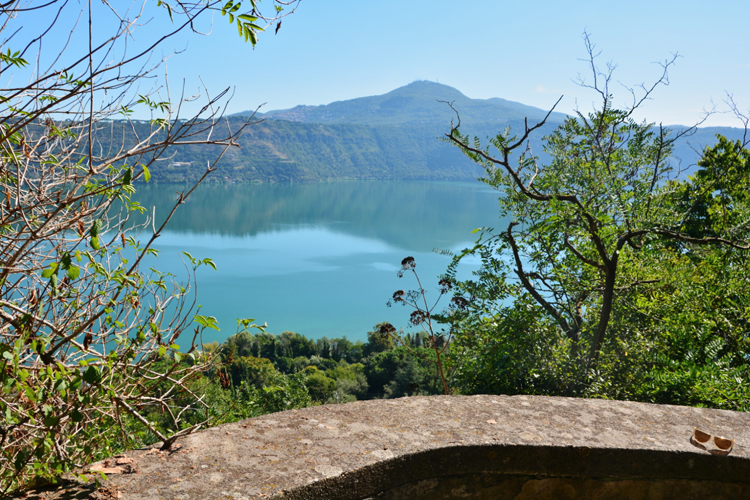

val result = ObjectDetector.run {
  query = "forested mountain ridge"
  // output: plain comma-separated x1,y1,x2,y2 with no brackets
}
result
150,119,490,183
147,81,567,183
148,118,571,183
135,81,744,183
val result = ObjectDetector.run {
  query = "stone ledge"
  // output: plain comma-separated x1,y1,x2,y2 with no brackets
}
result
24,395,750,499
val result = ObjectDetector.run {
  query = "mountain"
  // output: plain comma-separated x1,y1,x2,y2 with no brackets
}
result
142,82,570,183
139,82,745,183
144,118,498,183
234,81,569,126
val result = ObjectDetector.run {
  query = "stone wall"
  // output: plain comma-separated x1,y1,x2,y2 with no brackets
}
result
26,395,750,499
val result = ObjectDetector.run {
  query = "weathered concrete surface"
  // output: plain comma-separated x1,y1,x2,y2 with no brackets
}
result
23,395,750,499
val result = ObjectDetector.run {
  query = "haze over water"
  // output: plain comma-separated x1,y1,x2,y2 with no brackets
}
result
131,180,504,344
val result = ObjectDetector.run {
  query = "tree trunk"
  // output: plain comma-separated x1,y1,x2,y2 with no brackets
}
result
589,254,619,366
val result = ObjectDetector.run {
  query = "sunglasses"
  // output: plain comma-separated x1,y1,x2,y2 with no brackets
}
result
691,427,735,455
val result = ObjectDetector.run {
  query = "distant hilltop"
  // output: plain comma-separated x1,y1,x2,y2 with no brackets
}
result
233,81,569,126
133,81,744,184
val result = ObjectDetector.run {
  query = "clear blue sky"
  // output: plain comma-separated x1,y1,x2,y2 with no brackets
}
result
19,0,750,127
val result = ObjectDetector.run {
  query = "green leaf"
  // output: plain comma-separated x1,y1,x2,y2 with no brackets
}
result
67,266,80,280
54,378,67,392
90,236,100,250
0,49,28,68
71,408,84,422
194,315,220,331
44,415,60,427
14,450,30,471
236,317,266,333
89,219,103,238
82,366,100,384
41,263,58,278
142,164,151,183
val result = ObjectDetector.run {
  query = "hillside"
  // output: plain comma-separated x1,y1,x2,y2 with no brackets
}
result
144,117,553,183
147,81,569,183
136,82,745,183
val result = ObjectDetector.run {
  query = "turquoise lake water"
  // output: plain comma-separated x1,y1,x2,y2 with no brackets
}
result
129,180,506,344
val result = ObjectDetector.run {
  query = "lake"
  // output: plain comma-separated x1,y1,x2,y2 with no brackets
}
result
128,180,504,344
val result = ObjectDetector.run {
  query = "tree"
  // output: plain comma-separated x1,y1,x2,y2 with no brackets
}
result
443,36,750,398
615,135,750,409
227,356,278,388
0,0,300,492
302,366,335,402
363,347,444,398
363,323,396,357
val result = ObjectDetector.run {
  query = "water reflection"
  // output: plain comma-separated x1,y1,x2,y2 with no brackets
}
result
131,180,500,252
129,181,504,342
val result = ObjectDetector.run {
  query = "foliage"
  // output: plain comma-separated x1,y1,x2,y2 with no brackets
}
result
85,118,497,184
326,363,369,402
0,0,299,493
441,40,750,407
219,328,365,366
202,326,445,403
363,324,396,357
227,356,278,388
302,366,336,402
594,244,750,411
363,347,444,397
670,135,750,241
199,371,312,424
381,257,468,394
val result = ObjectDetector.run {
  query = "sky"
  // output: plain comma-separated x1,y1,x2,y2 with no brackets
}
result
170,0,750,127
13,0,750,127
